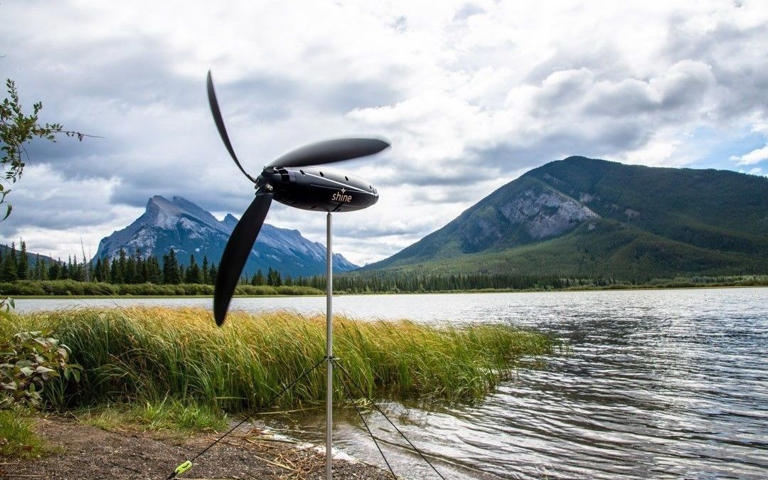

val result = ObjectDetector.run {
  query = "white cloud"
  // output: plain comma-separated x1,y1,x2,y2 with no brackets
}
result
732,145,768,165
620,136,685,167
730,122,768,166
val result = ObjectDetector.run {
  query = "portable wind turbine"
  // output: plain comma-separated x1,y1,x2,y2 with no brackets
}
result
206,70,389,480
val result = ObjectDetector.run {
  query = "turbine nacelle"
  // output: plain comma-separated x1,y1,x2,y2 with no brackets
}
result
259,167,378,213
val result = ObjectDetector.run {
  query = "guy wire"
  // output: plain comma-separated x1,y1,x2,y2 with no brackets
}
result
165,355,326,479
334,357,397,479
334,359,447,480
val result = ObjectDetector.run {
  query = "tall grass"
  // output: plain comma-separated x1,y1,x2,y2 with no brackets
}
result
1,308,553,411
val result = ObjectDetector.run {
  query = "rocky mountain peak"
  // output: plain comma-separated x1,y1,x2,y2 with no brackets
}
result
222,214,239,229
94,196,358,276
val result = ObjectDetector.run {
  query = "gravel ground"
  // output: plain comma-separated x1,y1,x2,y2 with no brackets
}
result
2,416,394,480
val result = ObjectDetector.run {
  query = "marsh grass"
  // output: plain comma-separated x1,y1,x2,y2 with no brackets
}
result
2,307,553,412
0,409,45,458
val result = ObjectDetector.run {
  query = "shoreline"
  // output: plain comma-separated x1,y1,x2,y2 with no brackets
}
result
7,414,393,480
5,282,768,299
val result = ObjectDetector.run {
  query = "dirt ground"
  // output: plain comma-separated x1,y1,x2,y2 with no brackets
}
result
1,416,394,480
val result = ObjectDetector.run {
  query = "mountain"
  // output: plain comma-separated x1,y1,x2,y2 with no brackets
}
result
94,196,357,277
364,156,768,279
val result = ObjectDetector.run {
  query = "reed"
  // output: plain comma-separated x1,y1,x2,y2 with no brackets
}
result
1,307,553,411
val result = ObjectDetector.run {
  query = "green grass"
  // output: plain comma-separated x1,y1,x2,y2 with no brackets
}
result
0,401,226,459
78,398,228,434
0,409,45,459
1,307,554,412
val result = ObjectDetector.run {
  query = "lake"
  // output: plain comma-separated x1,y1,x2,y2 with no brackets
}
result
13,288,768,479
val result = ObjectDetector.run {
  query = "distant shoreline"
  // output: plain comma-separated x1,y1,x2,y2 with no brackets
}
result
5,279,767,299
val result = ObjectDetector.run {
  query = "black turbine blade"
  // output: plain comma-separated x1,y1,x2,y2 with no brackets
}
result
214,191,273,326
266,138,389,169
207,70,259,184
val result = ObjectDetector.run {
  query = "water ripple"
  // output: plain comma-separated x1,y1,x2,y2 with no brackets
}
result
318,289,768,479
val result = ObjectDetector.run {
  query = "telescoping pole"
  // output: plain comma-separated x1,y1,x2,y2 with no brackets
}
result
326,212,333,480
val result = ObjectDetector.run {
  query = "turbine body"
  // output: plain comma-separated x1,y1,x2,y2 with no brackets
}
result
261,167,378,212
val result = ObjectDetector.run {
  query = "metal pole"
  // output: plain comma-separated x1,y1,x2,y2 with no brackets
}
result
326,212,333,480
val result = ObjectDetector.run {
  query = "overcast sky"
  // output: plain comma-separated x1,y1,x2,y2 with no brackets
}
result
1,0,767,265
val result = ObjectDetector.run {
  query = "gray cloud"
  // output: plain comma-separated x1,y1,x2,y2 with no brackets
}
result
525,45,625,85
583,79,658,116
374,163,501,188
0,168,119,236
2,1,767,264
453,4,485,22
218,69,402,122
3,204,113,234
218,75,299,121
533,69,594,111
408,183,492,204
322,80,401,112
8,35,200,117
658,62,714,110
390,15,407,33
332,222,419,239
663,18,768,120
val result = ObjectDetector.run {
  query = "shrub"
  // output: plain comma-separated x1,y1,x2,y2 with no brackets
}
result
0,331,81,409
235,285,278,295
275,285,323,295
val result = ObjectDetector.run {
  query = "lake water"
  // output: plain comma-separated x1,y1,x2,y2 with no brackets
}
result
14,289,768,479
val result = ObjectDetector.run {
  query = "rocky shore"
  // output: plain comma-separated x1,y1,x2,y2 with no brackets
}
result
5,416,393,479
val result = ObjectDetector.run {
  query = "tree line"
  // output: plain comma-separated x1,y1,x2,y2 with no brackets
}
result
0,243,300,287
1,242,633,293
